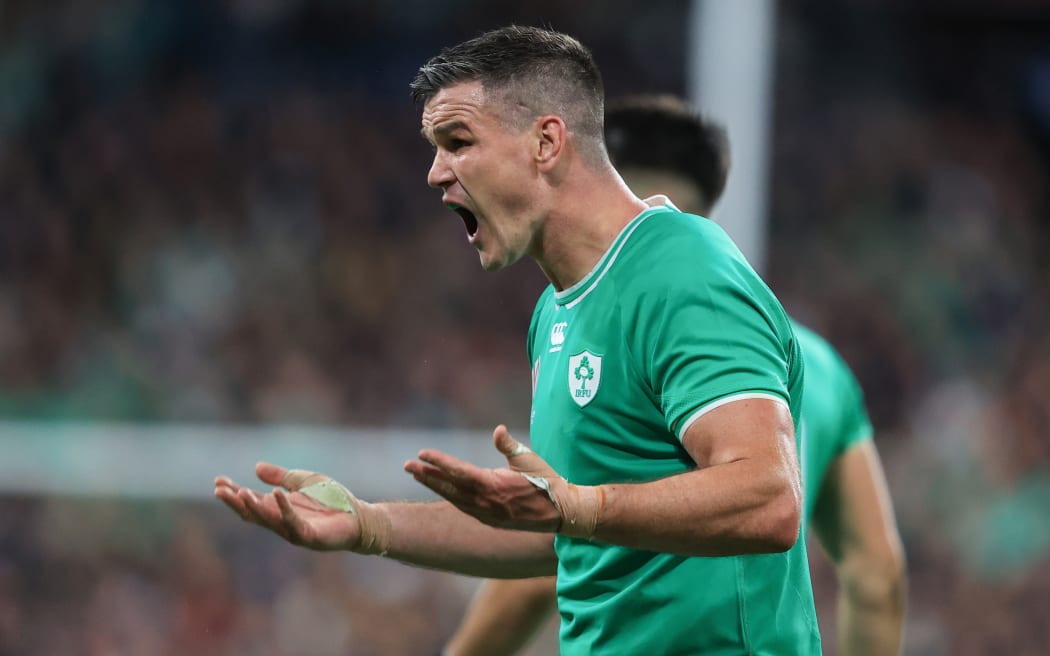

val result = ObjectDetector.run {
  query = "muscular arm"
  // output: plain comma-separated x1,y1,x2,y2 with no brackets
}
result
409,397,803,557
812,440,907,656
593,397,803,555
445,577,558,656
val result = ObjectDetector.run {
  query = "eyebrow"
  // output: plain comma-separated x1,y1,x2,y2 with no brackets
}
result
420,120,470,142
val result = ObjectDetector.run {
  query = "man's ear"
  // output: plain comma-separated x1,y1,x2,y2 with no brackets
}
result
535,116,567,171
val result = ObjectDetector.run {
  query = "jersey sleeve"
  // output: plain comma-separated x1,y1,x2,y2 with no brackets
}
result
832,353,875,454
629,224,795,442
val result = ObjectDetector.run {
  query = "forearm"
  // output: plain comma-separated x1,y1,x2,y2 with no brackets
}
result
381,500,557,578
837,557,907,655
446,577,558,656
592,458,801,556
816,440,907,655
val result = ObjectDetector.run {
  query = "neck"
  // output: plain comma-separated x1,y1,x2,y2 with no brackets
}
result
530,164,647,291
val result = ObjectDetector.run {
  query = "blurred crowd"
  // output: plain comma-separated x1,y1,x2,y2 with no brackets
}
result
1,1,1048,654
0,496,477,655
770,5,1050,652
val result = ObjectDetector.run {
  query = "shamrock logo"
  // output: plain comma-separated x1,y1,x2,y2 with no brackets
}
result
574,356,594,389
568,350,602,408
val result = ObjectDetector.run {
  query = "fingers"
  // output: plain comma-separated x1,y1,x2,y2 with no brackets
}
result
493,424,531,458
214,475,238,489
408,463,501,526
215,480,324,545
257,462,335,493
237,488,278,525
255,462,289,486
215,472,283,522
408,452,491,505
494,426,549,478
274,488,309,544
214,476,254,521
214,483,252,522
406,461,468,501
240,487,308,544
217,484,281,531
415,449,484,483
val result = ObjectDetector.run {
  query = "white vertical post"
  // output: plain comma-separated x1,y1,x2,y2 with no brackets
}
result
688,0,777,274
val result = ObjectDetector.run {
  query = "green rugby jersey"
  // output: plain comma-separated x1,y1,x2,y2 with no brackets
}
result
526,200,821,655
791,321,875,530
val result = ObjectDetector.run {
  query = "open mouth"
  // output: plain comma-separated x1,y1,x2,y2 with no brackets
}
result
448,203,479,238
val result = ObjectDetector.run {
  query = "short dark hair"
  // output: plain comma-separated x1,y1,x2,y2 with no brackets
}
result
604,94,730,214
411,26,606,153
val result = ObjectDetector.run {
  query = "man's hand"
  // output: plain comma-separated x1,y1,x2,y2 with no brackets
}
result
214,462,391,554
404,425,604,538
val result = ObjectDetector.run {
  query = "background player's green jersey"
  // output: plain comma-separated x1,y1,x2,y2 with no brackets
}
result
526,201,821,655
791,320,875,530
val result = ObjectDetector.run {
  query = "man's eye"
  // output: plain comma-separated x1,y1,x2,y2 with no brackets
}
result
449,139,469,151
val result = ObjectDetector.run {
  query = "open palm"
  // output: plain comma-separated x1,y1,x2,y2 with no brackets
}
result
214,462,363,551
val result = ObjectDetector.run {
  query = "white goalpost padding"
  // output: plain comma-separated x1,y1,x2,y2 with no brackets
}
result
688,0,777,274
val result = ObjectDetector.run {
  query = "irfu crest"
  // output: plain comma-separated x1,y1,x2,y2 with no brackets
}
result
567,350,602,407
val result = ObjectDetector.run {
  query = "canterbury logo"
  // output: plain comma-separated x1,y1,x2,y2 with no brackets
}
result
549,322,568,352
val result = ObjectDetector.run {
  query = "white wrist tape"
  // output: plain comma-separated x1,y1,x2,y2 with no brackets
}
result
521,474,605,540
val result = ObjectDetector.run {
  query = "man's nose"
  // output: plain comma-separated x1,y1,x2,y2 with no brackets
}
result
427,150,455,189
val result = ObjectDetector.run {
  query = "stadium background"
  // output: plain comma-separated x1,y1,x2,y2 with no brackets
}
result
1,0,1048,653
